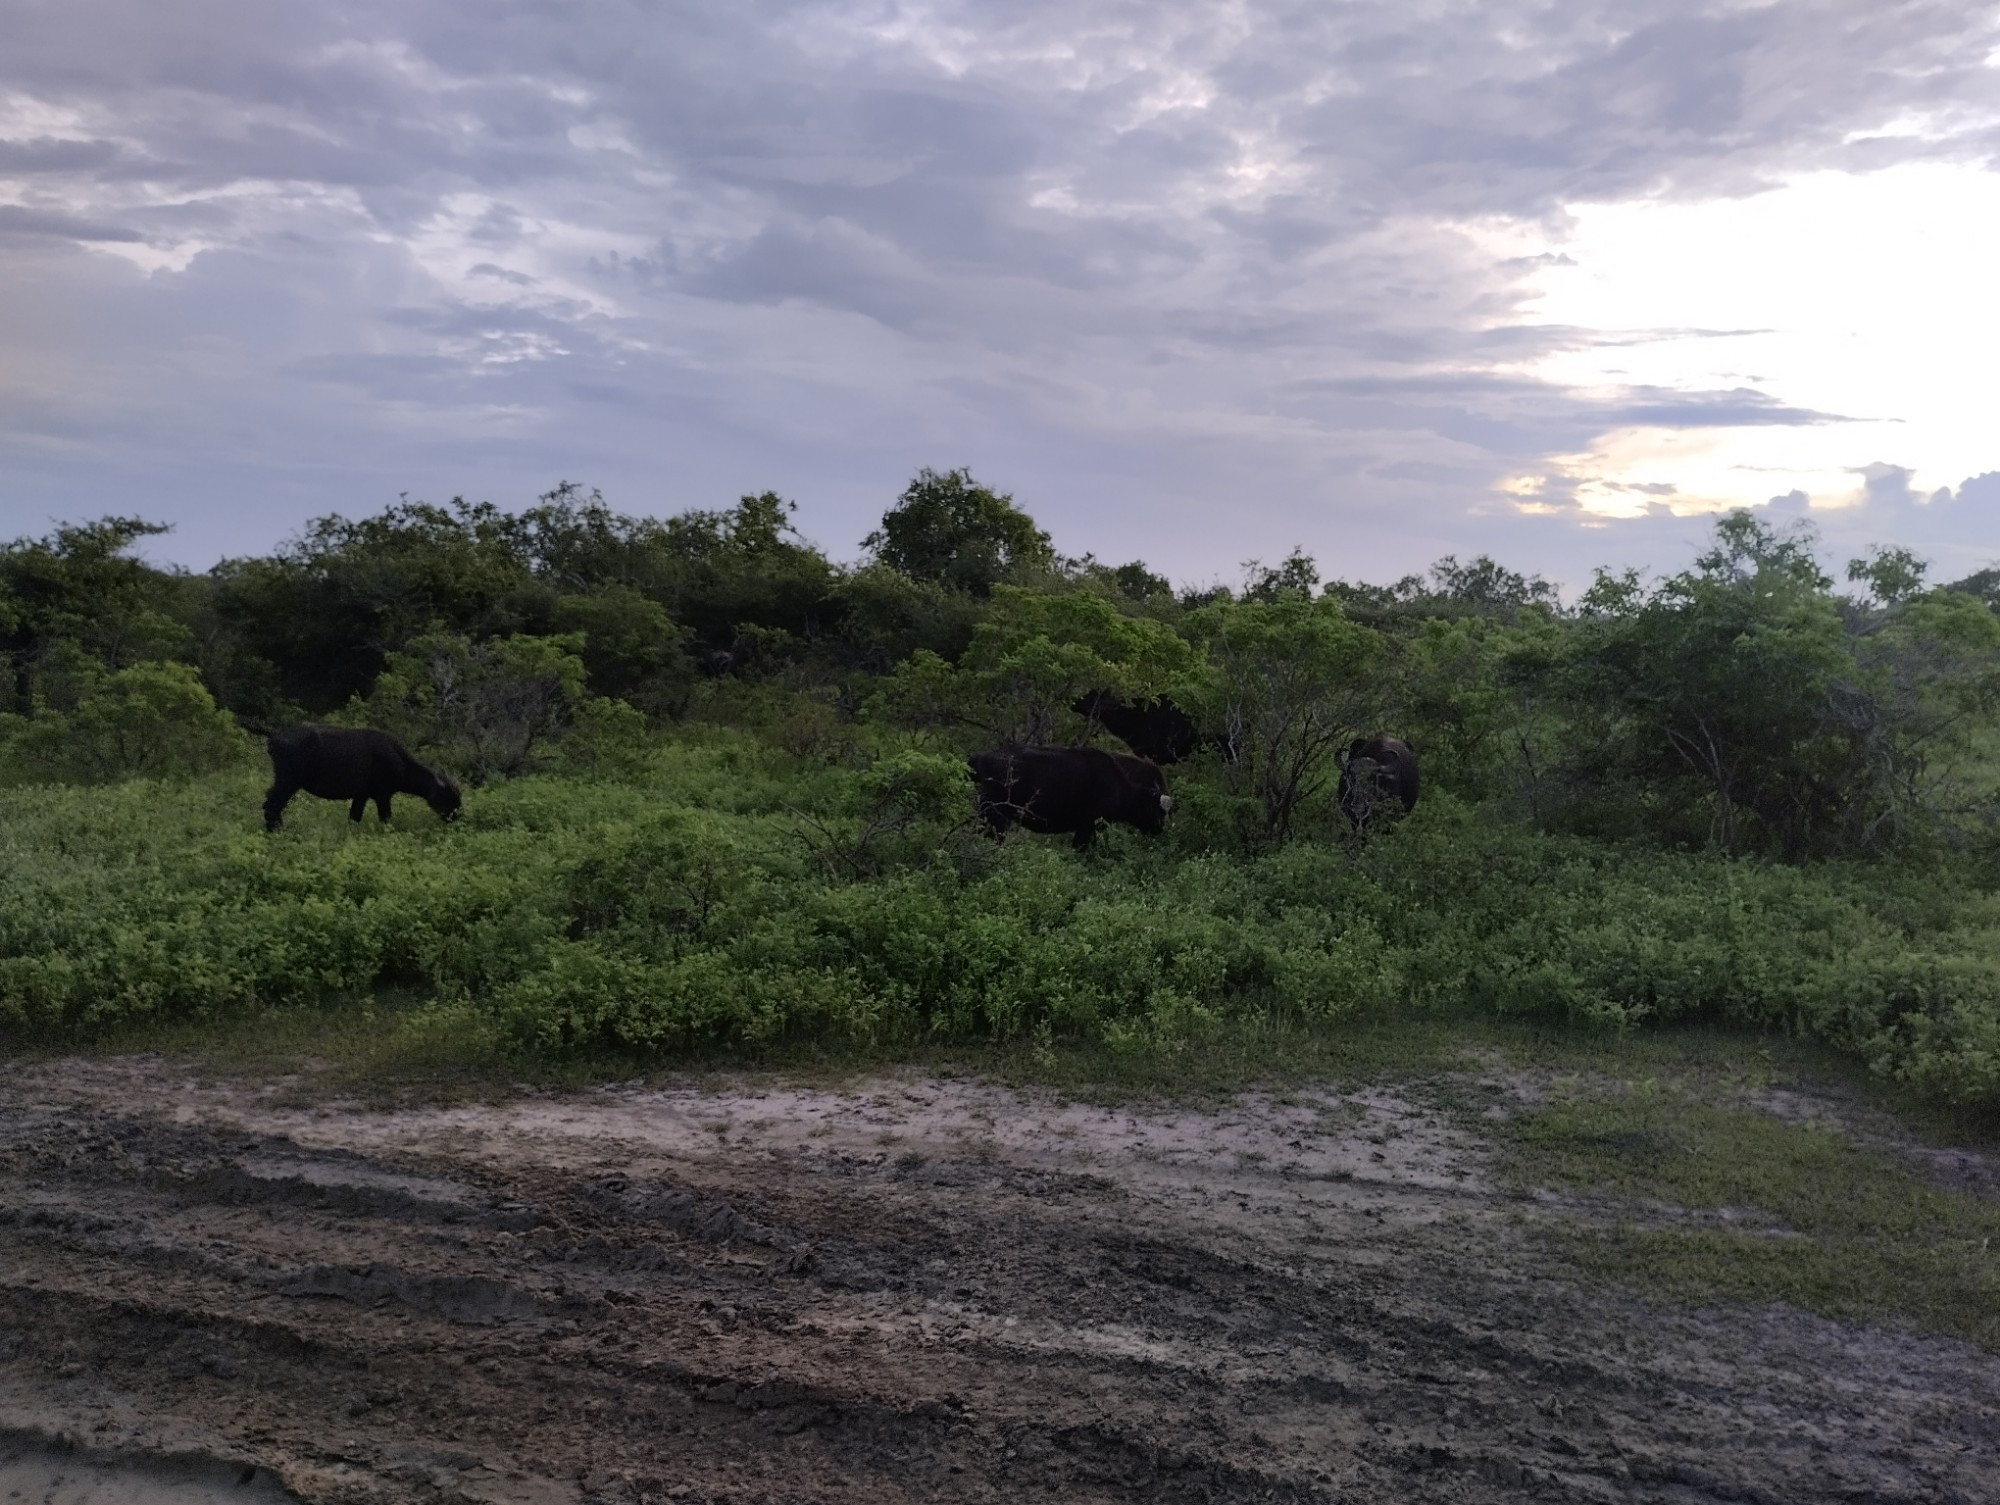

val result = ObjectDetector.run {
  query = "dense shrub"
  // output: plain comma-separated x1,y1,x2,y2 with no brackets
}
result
0,660,253,784
5,733,1999,1106
363,630,644,782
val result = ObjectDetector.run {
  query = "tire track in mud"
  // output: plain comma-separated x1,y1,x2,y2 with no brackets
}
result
2,1073,1997,1504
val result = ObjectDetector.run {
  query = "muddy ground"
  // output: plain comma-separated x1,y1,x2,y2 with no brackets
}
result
2,1056,1996,1505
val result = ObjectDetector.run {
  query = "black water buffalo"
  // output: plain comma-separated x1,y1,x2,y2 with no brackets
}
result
1072,690,1200,765
262,725,461,832
1335,734,1419,831
970,745,1173,850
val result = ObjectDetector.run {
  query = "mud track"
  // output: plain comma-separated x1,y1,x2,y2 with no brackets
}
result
2,1058,1996,1504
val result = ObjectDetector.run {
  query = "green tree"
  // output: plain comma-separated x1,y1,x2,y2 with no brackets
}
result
212,486,835,713
520,485,835,657
1557,511,1910,857
865,468,1054,596
1425,554,1561,615
0,517,189,715
874,586,1194,745
1396,616,1519,798
822,563,985,673
366,631,600,783
551,585,693,714
1183,595,1384,841
0,660,250,783
1243,548,1320,603
1323,553,1558,625
1846,586,2000,846
1846,546,1928,607
212,497,540,712
1105,560,1174,602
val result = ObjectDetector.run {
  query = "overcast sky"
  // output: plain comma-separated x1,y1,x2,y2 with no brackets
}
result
3,0,1997,592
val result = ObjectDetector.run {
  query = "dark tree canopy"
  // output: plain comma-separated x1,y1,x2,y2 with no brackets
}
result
0,517,183,715
1243,548,1321,602
864,467,1054,596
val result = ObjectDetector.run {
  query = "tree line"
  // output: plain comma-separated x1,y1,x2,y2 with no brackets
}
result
5,466,1998,861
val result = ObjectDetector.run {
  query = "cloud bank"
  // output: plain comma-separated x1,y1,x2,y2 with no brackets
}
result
2,0,1997,588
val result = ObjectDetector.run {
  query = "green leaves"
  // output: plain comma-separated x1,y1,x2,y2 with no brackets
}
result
1542,509,2000,858
365,630,601,783
1183,593,1384,839
865,467,1054,596
873,585,1195,745
0,660,252,784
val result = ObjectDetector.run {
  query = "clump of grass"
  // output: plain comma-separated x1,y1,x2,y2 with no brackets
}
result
1501,1085,2000,1349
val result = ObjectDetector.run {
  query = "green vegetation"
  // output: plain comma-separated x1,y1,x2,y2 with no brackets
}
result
4,474,2000,1116
1500,1079,2000,1348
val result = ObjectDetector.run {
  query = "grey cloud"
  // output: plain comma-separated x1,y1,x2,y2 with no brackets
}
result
0,137,122,172
0,205,144,242
2,0,1997,584
1859,462,1926,509
1603,388,1851,428
288,351,471,391
1952,472,2000,507
692,220,937,329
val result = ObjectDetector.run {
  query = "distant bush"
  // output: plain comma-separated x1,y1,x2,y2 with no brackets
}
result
0,660,252,784
363,630,645,783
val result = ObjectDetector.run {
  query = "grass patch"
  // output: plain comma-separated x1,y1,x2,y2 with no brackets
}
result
39,993,1498,1107
1500,1082,2000,1349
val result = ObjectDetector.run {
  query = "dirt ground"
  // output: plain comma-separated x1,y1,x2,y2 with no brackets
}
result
2,1055,1996,1505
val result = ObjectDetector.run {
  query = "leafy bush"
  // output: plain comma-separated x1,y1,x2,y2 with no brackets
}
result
872,586,1194,746
0,660,252,784
6,730,1994,1106
1183,593,1385,840
365,630,639,782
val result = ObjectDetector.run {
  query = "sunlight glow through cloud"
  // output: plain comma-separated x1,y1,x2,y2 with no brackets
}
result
1516,163,2000,521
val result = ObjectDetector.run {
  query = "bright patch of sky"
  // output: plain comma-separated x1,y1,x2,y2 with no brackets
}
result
1514,163,2000,524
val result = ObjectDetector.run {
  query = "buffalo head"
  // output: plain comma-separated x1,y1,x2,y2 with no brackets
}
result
428,774,464,822
1335,735,1418,832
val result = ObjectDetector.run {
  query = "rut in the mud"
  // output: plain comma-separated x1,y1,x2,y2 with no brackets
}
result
1,1064,1997,1504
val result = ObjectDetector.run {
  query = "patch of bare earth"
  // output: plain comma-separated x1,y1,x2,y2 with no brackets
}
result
1,1057,1996,1504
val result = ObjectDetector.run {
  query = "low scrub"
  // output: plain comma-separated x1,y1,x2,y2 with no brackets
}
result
4,730,2000,1108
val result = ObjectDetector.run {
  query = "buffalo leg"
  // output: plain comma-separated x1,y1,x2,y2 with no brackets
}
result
348,796,368,823
375,794,394,823
1070,822,1098,852
262,782,298,832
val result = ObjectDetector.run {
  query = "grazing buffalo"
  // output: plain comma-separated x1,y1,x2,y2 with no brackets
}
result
1335,735,1419,832
1072,690,1200,765
970,745,1173,850
262,725,461,832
